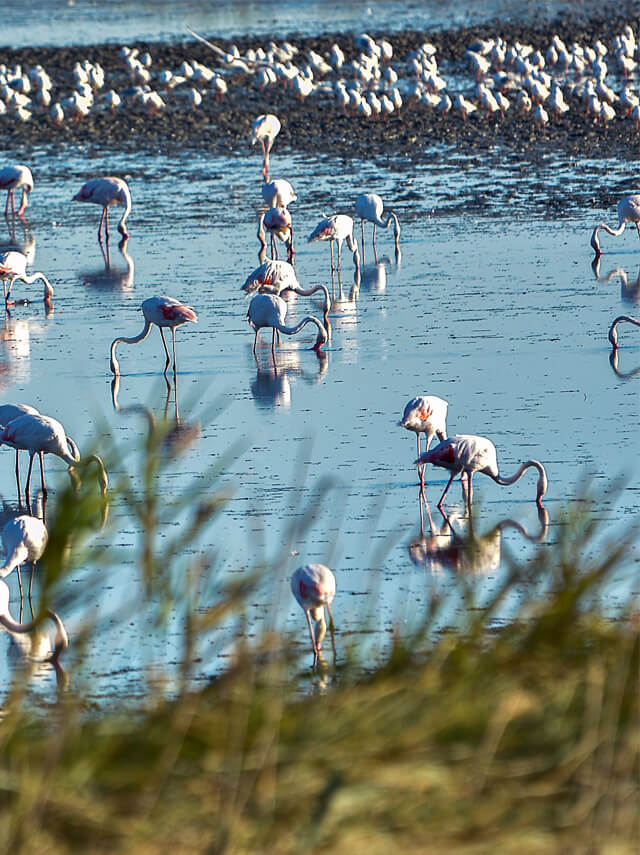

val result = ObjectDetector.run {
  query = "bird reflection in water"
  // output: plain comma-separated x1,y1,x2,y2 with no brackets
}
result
409,491,549,575
608,344,640,380
592,257,640,306
251,347,328,409
0,216,36,264
0,302,54,391
111,372,201,458
80,236,135,291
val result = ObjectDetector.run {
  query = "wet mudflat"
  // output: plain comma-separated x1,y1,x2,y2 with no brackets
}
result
0,136,637,703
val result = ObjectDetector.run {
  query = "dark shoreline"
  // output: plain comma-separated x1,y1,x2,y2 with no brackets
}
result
1,5,639,162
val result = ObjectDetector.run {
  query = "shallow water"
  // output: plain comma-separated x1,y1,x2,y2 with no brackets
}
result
1,0,595,48
0,138,638,703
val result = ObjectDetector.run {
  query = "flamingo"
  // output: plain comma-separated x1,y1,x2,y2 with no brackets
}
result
0,413,108,506
0,165,34,219
290,563,336,661
262,178,296,209
416,434,548,509
608,314,640,348
591,194,640,256
247,292,328,356
258,206,294,262
0,515,47,601
308,214,361,273
0,250,53,304
281,283,330,334
0,579,68,671
72,176,132,242
242,259,299,294
0,403,40,500
109,295,198,376
399,395,448,485
250,113,281,179
355,193,400,262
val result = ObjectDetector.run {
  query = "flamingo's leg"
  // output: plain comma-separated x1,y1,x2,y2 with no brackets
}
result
171,327,177,374
15,449,21,505
158,327,171,374
326,603,337,658
337,241,342,272
372,222,377,251
29,561,34,601
361,219,366,264
304,609,318,655
25,454,35,508
271,328,277,358
39,451,47,495
4,192,9,217
288,228,295,262
417,433,425,487
16,565,23,600
253,329,259,354
10,191,15,219
329,241,334,271
105,208,110,242
437,471,457,509
97,207,106,242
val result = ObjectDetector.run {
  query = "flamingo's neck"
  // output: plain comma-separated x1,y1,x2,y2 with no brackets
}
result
110,319,153,374
117,185,132,237
490,459,548,505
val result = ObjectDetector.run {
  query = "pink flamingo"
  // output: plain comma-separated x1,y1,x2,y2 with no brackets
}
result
0,403,40,501
291,563,336,661
110,295,198,376
262,178,296,209
72,176,132,242
242,259,299,294
258,206,294,262
416,434,548,509
399,395,448,485
0,165,34,219
0,412,108,506
591,194,640,256
355,193,401,262
247,292,328,356
608,314,640,348
308,214,360,273
250,114,281,179
0,250,54,304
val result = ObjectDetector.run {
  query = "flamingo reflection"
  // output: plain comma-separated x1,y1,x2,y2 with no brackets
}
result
251,347,328,409
0,218,35,263
80,236,134,291
592,257,640,305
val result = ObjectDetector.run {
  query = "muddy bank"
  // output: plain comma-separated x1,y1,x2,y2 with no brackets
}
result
1,4,639,163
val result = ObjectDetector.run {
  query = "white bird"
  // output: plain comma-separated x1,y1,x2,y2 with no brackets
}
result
110,295,198,376
399,396,448,484
0,403,40,500
258,206,294,262
0,515,47,600
416,434,548,509
247,292,328,356
355,193,400,261
308,214,361,273
591,194,640,256
0,250,53,304
608,314,640,348
0,165,33,218
0,413,108,506
261,178,296,209
242,259,299,294
72,176,132,242
0,578,68,672
291,563,336,660
250,113,281,179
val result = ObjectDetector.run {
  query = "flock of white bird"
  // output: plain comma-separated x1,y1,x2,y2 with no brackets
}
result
0,24,639,131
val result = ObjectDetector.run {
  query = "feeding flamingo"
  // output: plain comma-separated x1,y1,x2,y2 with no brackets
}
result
0,515,48,602
262,178,296,209
0,250,53,304
355,193,400,262
416,434,548,509
0,165,34,219
0,403,40,500
242,259,300,294
0,579,68,669
399,395,448,485
608,314,640,348
109,295,198,376
591,194,640,256
250,113,281,179
258,206,294,262
0,412,108,506
290,563,336,661
247,292,328,356
308,214,360,273
72,176,132,242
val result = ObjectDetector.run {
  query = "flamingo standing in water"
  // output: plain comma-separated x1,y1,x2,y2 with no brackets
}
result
0,579,68,671
355,193,401,262
0,165,34,219
399,395,448,485
72,176,132,242
0,403,40,501
416,434,548,509
110,295,198,376
0,250,54,304
247,292,328,356
291,563,336,661
258,206,294,262
262,178,296,209
0,412,108,506
242,259,300,294
608,314,640,348
591,194,640,256
0,515,48,601
308,214,360,273
250,114,281,179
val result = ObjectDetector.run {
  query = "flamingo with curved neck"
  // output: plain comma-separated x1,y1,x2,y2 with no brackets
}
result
355,193,401,262
290,563,336,663
0,515,47,602
0,250,53,304
416,434,548,509
257,206,294,262
280,283,331,335
591,194,640,256
0,579,68,665
308,214,361,274
72,176,132,242
247,292,328,357
608,314,640,349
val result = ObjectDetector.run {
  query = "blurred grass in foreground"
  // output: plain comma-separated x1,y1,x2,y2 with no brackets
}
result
0,417,637,855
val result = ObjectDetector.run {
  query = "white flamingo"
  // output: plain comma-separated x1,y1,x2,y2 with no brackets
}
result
608,314,640,348
242,259,299,294
399,396,448,485
258,206,294,261
110,295,198,376
291,563,336,661
0,515,47,601
308,214,360,273
247,292,328,356
250,113,281,179
355,193,400,261
0,403,40,500
591,194,640,256
0,579,68,671
72,176,132,242
0,250,53,304
262,178,296,209
416,434,548,509
0,165,34,219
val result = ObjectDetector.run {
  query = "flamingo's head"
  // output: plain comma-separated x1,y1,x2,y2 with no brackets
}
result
312,325,328,352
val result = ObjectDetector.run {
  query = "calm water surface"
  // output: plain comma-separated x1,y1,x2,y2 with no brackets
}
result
0,140,638,702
